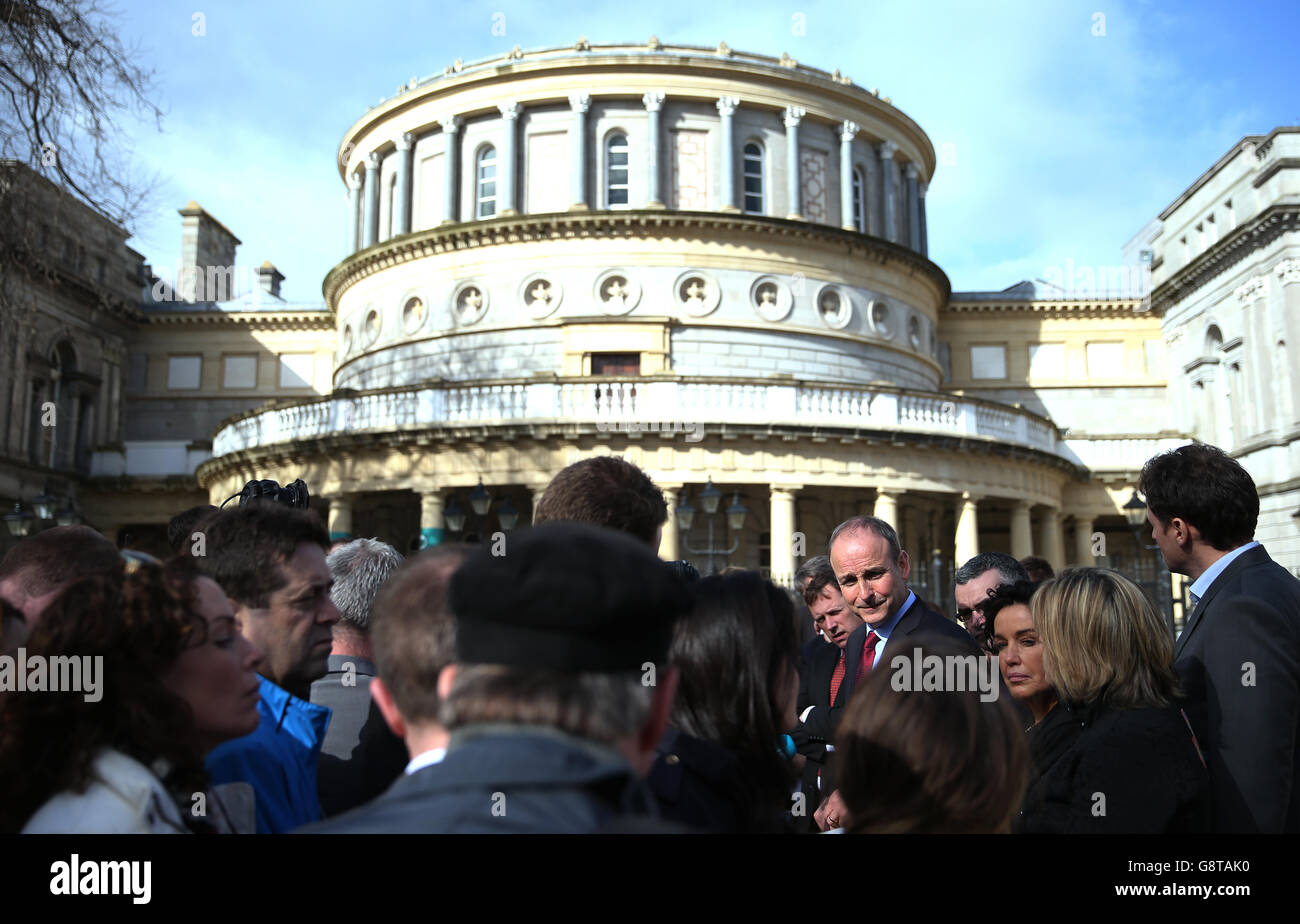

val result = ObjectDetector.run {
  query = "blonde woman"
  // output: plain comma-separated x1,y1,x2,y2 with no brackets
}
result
1021,569,1210,833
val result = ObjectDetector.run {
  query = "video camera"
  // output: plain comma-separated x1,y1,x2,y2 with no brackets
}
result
220,478,311,510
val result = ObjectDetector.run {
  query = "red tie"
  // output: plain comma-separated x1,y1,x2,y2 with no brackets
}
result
855,630,881,683
828,651,847,705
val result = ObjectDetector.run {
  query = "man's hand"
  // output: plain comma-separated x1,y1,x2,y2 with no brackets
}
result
814,789,848,831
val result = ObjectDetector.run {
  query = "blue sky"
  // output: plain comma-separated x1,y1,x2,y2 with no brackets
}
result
111,0,1299,302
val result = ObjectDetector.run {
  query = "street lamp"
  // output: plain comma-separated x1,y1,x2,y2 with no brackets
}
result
678,479,750,574
3,503,36,538
1122,489,1159,550
443,481,519,541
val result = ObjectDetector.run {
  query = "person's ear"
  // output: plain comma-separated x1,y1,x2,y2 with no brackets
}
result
1171,517,1196,549
436,662,459,702
896,549,911,580
639,665,679,758
369,676,407,740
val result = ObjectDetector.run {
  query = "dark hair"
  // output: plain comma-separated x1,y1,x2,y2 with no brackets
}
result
669,571,799,833
0,525,121,599
828,516,902,564
796,555,838,605
192,505,329,608
1019,556,1054,581
954,551,1029,587
837,634,1029,833
0,557,210,833
370,545,470,723
1138,443,1258,550
167,505,218,555
533,456,667,546
981,580,1039,653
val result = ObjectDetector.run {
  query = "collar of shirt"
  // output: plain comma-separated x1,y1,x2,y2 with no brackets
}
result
405,747,447,775
259,675,331,752
1189,541,1260,603
871,590,915,645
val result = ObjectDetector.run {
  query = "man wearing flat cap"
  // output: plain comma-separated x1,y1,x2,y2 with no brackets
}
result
301,523,689,833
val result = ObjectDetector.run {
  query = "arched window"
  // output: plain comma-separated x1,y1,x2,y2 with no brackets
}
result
476,146,497,218
743,142,764,213
605,133,629,207
852,166,866,232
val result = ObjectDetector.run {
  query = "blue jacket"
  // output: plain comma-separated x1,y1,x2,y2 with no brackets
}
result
300,724,685,834
207,676,331,834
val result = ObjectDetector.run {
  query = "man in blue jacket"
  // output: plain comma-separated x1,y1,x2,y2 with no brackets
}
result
197,504,338,833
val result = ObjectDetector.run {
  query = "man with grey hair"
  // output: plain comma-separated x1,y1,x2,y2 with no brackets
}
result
953,552,1030,643
310,537,404,816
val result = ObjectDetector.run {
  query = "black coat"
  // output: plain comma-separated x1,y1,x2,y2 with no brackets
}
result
648,727,792,833
1174,544,1300,833
1018,701,1211,834
791,638,843,812
1011,702,1082,833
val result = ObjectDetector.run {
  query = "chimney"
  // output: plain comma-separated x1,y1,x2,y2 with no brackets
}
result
178,201,240,302
256,261,285,299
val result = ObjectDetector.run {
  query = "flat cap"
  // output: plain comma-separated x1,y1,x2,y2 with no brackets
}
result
449,523,690,672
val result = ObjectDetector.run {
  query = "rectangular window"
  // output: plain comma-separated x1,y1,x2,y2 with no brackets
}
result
969,345,1006,380
1086,341,1126,378
608,135,630,207
167,355,202,390
743,144,763,214
591,352,640,375
1028,343,1065,379
279,354,315,389
477,149,497,219
223,355,258,389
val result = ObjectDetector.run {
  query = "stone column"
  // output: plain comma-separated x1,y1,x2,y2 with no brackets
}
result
877,141,898,243
498,102,520,215
770,486,798,587
530,486,547,527
329,495,355,543
1010,500,1033,560
873,488,899,531
643,92,666,207
362,153,380,248
918,181,929,257
569,93,590,210
905,163,920,250
784,106,805,220
1041,507,1064,572
1073,515,1095,566
440,115,460,223
420,492,445,549
346,171,362,253
393,132,414,236
840,121,859,231
660,484,682,560
954,491,980,567
716,96,740,212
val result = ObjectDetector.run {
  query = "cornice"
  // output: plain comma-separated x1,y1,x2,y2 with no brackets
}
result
141,310,334,329
1150,203,1300,313
322,210,951,310
944,299,1145,317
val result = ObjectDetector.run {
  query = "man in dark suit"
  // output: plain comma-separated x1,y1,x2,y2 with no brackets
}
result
790,556,863,819
1140,443,1300,833
800,514,980,829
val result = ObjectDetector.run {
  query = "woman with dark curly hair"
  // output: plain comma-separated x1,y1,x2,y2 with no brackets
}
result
0,555,264,833
648,570,800,833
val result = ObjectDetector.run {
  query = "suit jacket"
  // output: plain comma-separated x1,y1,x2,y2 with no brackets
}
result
791,638,842,803
1173,544,1300,833
299,724,685,834
799,596,979,745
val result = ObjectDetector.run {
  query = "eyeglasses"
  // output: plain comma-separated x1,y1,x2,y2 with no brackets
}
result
955,606,985,625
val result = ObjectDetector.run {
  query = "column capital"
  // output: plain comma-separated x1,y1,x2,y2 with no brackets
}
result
498,102,521,121
958,490,983,504
395,132,415,152
642,91,666,111
840,120,859,141
438,115,461,133
1012,498,1032,511
346,171,363,190
769,484,804,498
783,105,806,128
365,152,381,170
877,139,898,159
716,95,740,116
568,92,591,113
875,486,902,498
904,162,919,180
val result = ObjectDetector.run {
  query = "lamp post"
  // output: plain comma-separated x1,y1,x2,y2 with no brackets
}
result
1122,489,1160,552
3,485,82,538
443,479,519,542
1122,488,1177,635
677,477,749,574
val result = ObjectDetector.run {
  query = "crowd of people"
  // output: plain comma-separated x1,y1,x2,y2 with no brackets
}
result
0,443,1296,834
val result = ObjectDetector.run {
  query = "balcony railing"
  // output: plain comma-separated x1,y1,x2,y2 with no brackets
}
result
210,377,1067,461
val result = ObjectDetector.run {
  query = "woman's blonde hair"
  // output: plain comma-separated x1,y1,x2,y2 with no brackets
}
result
1032,568,1180,710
